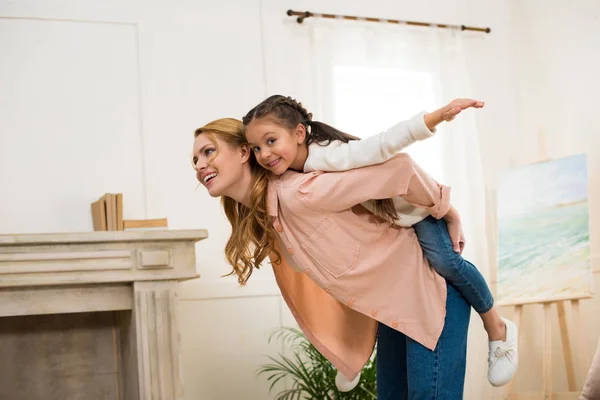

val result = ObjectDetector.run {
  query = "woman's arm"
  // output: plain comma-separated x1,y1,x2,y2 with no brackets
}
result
298,153,450,219
443,205,467,254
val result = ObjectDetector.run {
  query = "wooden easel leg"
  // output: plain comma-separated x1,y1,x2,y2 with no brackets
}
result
571,299,589,384
499,298,589,400
507,305,523,398
557,301,576,390
543,303,553,399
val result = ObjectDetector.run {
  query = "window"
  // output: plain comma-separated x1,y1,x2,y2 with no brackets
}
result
332,66,443,181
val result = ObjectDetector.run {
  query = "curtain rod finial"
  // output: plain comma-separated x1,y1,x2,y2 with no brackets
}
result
296,11,311,24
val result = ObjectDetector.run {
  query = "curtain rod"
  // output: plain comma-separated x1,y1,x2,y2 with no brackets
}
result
286,9,491,34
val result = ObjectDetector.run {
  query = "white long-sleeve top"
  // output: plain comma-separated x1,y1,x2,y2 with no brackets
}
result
303,111,436,227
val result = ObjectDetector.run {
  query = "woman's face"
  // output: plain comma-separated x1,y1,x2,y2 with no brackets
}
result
192,133,249,198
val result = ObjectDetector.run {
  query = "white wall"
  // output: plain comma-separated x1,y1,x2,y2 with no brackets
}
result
6,0,594,399
0,17,147,232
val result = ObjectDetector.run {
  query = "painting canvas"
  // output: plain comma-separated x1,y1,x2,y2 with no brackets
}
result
497,153,592,305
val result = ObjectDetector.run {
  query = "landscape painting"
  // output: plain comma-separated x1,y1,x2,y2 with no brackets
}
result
496,153,592,305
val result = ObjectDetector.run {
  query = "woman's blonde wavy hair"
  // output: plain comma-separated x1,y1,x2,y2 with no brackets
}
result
194,118,279,285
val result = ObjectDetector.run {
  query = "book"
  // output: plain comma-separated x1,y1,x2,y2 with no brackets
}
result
105,194,117,231
90,198,107,231
90,192,122,231
123,218,168,230
116,193,124,231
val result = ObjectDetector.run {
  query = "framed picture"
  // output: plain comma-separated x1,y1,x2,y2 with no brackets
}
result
496,153,592,305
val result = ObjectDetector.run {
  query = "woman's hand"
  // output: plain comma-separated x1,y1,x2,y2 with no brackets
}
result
424,98,485,130
443,206,466,254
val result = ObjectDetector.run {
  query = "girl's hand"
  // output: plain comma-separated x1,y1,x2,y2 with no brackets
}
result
441,98,485,122
424,98,484,130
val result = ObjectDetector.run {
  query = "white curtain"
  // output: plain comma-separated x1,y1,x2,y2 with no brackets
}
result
307,19,491,398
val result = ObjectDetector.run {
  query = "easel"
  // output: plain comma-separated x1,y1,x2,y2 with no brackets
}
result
497,297,591,399
490,131,593,399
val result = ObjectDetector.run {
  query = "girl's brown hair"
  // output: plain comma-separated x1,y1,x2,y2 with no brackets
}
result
194,118,279,285
242,95,398,224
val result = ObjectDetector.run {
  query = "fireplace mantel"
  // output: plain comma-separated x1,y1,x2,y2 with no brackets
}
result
0,229,208,400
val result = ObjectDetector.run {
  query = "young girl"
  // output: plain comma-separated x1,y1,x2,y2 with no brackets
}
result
242,95,518,388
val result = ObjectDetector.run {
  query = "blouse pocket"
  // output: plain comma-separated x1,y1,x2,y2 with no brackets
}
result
300,218,359,278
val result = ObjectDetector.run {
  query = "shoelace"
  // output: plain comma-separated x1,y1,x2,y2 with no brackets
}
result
489,344,515,371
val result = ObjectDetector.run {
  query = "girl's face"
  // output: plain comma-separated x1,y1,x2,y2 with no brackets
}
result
192,134,249,198
244,117,305,175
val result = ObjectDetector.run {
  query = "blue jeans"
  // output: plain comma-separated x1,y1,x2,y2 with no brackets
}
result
376,283,471,399
413,216,494,314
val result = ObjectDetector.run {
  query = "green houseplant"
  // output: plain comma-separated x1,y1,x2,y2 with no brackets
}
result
258,327,377,399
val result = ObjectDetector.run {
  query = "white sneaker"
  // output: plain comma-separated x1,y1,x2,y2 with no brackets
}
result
335,370,361,392
488,317,519,387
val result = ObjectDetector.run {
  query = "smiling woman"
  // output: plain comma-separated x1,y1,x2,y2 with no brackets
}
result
192,118,277,285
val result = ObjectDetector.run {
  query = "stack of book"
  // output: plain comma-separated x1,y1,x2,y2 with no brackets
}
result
90,193,168,231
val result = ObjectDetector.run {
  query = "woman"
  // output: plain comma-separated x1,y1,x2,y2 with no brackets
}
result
192,118,470,398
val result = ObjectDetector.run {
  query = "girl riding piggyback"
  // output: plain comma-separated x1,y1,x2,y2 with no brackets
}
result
241,95,518,389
